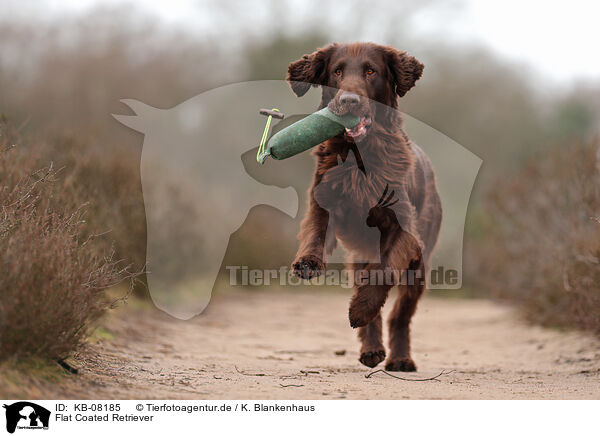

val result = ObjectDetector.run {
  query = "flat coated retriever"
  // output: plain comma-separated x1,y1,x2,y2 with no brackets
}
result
287,42,442,371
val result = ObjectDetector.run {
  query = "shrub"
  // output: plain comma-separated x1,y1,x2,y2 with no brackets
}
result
37,133,148,290
472,139,600,334
0,124,137,360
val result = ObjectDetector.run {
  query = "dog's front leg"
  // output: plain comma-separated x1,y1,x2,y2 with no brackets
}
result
292,191,329,279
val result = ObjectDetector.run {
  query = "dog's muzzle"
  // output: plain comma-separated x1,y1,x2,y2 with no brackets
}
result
329,92,372,142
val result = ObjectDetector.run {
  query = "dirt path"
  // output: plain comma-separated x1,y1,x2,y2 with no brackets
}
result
52,290,600,399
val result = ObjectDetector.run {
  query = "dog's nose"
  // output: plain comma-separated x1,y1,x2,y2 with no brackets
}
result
339,92,360,106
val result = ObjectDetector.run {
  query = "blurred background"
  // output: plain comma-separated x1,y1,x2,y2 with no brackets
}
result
1,0,599,360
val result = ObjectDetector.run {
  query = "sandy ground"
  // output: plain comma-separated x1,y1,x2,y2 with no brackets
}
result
18,290,600,399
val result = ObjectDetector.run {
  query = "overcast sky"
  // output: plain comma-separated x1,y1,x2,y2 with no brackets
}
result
11,0,600,85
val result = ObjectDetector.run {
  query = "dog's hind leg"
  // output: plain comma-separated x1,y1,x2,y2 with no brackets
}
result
347,260,387,367
385,253,425,372
348,261,394,329
358,313,386,368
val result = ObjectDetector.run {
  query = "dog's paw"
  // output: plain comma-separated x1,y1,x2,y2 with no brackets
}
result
292,255,324,280
385,357,417,372
359,350,386,368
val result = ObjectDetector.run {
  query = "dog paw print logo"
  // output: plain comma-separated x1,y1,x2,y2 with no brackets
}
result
3,402,50,434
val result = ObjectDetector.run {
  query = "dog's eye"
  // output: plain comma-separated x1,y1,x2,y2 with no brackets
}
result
366,68,376,76
334,68,342,77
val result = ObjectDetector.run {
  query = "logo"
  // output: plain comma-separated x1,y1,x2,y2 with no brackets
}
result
113,81,481,319
3,402,50,434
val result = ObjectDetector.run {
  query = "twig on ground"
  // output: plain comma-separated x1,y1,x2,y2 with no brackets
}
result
280,375,299,380
280,384,304,388
365,369,454,382
235,366,267,377
281,369,320,380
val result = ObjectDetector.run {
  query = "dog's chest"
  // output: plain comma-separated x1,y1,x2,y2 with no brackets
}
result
314,155,396,219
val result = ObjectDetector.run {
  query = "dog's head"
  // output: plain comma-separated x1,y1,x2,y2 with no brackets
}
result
287,42,424,141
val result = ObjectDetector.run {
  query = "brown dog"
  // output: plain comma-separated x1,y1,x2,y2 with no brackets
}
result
287,42,442,371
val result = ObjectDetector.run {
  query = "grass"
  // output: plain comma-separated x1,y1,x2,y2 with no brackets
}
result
0,358,69,399
89,327,115,343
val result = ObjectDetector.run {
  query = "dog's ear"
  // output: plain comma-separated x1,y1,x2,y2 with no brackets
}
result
382,46,424,98
287,44,337,97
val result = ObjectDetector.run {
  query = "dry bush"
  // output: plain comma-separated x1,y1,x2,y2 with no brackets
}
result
32,133,148,282
472,139,600,334
0,124,137,360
